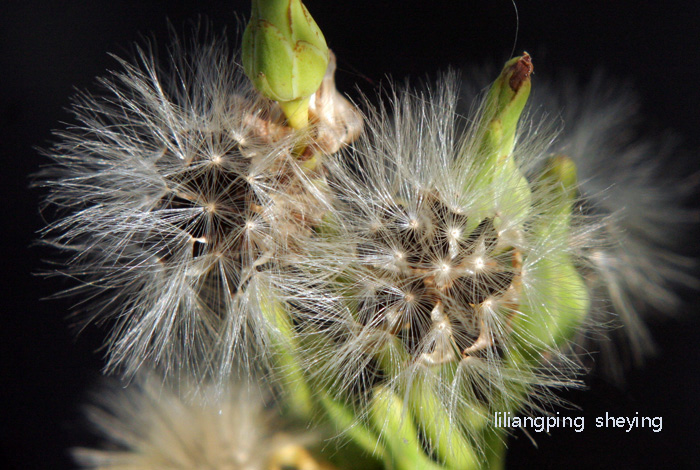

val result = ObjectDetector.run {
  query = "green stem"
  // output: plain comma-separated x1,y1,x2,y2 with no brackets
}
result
321,394,389,466
263,298,314,418
369,387,446,470
408,380,482,469
482,426,507,470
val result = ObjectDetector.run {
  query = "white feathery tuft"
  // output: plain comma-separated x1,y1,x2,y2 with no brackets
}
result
528,75,700,370
37,29,333,387
72,373,326,470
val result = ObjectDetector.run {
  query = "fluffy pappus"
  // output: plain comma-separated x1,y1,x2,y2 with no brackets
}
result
72,373,330,470
289,74,593,460
37,29,334,387
528,76,700,372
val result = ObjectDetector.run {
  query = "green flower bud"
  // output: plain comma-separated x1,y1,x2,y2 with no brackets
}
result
468,53,534,220
242,0,329,129
480,53,533,160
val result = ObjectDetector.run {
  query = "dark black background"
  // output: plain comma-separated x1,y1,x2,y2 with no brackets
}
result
2,1,699,469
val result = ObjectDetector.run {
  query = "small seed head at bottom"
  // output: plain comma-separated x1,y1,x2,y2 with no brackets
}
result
72,373,327,470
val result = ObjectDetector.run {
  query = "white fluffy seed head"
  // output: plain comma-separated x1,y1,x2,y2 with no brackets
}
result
287,74,591,458
72,374,325,470
37,29,332,388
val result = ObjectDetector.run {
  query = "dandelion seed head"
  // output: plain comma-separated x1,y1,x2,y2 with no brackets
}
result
37,28,335,388
288,73,586,459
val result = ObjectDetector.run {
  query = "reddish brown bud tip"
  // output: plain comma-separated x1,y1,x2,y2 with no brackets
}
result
508,52,533,92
